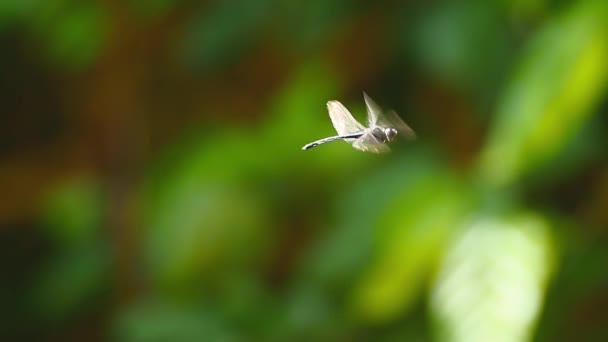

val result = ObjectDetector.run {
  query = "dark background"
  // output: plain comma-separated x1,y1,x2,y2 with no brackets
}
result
1,0,608,341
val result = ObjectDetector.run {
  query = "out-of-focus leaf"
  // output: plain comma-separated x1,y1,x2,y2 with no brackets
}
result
114,300,239,342
411,1,510,94
349,151,472,322
28,2,107,69
143,61,346,293
180,0,271,71
145,181,269,292
0,0,36,27
40,177,103,247
479,1,608,186
301,149,471,323
272,286,342,341
430,213,555,342
273,0,354,50
29,243,110,320
303,150,439,288
150,62,344,184
506,0,547,20
215,272,276,335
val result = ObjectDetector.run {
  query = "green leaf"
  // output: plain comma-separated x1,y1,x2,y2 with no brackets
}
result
0,0,37,27
142,61,345,294
411,1,510,94
114,300,240,342
145,181,270,292
180,0,272,71
28,2,107,69
40,177,103,247
29,243,110,320
348,152,472,322
479,1,608,186
430,213,555,342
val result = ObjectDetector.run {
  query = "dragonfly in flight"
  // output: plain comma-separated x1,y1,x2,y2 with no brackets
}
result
302,93,416,153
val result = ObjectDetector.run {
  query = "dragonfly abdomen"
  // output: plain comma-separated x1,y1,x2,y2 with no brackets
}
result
302,132,363,150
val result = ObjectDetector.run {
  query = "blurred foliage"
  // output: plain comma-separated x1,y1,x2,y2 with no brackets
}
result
479,0,608,187
41,177,103,247
431,213,555,342
1,0,607,341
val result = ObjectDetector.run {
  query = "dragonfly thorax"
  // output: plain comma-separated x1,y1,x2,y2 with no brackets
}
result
371,127,398,143
385,127,398,141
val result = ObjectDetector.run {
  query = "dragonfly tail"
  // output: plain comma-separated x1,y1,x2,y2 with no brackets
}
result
302,133,363,150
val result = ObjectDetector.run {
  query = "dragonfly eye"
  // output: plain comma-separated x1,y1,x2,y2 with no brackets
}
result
385,128,398,141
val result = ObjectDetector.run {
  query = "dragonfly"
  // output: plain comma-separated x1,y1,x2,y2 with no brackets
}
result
302,93,416,153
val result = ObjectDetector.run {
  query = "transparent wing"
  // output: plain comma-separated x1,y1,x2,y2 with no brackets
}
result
363,92,416,140
363,92,383,127
327,100,365,136
352,131,391,153
385,110,417,140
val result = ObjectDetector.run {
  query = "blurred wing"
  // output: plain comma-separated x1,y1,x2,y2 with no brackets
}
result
327,100,365,136
363,92,383,127
352,132,391,153
364,93,416,139
385,110,417,140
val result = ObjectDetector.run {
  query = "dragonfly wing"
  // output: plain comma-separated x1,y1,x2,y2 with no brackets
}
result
385,110,416,140
363,92,384,127
364,93,416,140
352,131,390,153
327,100,366,136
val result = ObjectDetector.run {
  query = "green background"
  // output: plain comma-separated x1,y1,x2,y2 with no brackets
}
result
1,0,607,341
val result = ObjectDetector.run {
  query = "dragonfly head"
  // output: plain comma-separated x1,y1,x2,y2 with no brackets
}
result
384,127,398,141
